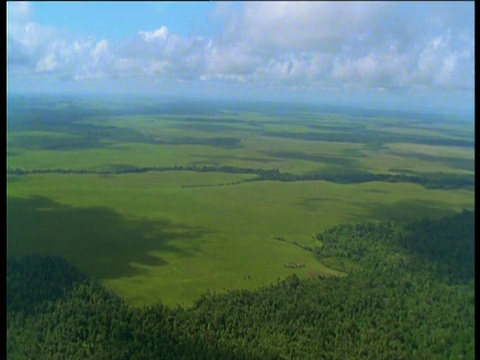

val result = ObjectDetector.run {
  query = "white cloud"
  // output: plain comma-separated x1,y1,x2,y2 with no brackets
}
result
73,68,105,81
203,41,260,78
410,29,473,91
8,22,55,62
7,1,32,24
138,26,168,42
91,39,110,65
35,52,57,72
205,2,474,94
436,54,457,85
6,1,474,99
223,2,388,55
115,58,136,73
147,60,171,76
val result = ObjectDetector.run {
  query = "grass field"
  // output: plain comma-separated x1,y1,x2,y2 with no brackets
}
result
7,95,475,307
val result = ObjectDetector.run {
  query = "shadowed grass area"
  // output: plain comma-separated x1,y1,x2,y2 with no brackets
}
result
301,197,335,212
264,129,474,148
264,151,361,167
359,199,459,222
7,196,207,280
169,122,243,133
388,153,475,172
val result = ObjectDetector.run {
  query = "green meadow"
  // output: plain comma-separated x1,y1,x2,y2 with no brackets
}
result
7,95,474,307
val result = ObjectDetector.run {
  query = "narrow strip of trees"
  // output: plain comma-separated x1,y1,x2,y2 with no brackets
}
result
8,165,474,190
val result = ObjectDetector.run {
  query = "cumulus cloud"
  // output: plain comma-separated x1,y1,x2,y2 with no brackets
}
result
139,26,168,42
91,39,110,64
228,2,386,54
35,52,57,72
7,1,474,97
8,21,55,64
209,1,474,93
7,1,32,24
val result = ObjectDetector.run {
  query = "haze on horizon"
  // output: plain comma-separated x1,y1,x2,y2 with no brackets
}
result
7,1,474,118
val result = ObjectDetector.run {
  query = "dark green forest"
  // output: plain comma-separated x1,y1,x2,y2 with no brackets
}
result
7,211,475,359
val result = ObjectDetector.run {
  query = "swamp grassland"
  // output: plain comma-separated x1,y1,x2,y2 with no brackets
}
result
7,95,474,307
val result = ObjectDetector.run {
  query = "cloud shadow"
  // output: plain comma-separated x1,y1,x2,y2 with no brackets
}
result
7,196,209,281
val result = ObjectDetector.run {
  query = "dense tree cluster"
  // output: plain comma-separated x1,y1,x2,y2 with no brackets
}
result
255,167,475,189
7,254,87,316
156,136,242,149
315,210,474,283
403,210,475,283
7,211,474,359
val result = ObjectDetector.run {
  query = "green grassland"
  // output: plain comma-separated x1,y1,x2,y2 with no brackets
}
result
7,95,475,307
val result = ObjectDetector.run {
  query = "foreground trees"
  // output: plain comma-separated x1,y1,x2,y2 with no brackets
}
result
7,211,474,359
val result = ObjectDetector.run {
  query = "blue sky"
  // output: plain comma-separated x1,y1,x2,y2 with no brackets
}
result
30,2,218,40
7,1,475,116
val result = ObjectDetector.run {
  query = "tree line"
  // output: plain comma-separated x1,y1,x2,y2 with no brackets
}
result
7,211,474,359
8,165,474,190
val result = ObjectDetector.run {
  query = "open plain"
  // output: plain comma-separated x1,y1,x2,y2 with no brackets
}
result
7,95,474,306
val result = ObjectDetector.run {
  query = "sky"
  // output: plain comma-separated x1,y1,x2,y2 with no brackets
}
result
7,1,475,117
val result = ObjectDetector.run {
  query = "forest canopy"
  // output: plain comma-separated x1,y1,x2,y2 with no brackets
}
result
7,210,474,359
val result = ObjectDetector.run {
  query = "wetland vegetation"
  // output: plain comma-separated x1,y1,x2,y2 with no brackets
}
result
7,94,475,358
